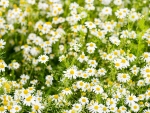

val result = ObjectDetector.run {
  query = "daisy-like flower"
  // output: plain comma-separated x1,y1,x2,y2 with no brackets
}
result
126,94,138,105
59,55,66,62
38,55,49,64
137,80,145,86
79,97,89,105
62,88,72,95
97,68,107,76
0,60,7,72
10,105,22,113
117,73,130,83
27,0,35,5
88,102,101,113
119,106,127,113
63,66,78,79
101,104,110,113
85,21,96,29
114,0,122,5
32,101,44,113
0,0,9,8
131,103,140,112
101,7,112,16
101,0,112,5
85,3,95,10
92,85,104,94
106,98,117,106
129,12,139,22
109,35,120,46
85,0,94,4
102,23,114,32
114,59,122,70
69,2,79,10
88,60,98,68
72,103,82,112
23,95,35,106
78,52,88,63
130,65,139,75
76,81,85,89
0,39,6,49
143,109,150,113
127,54,136,62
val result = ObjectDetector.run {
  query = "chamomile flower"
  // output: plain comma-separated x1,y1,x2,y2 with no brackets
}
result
97,68,107,76
101,0,112,5
27,0,35,5
38,55,49,64
0,60,7,72
131,103,140,112
78,52,88,63
63,66,78,79
117,73,130,83
72,103,82,112
109,35,120,46
85,21,96,29
129,12,139,22
92,85,104,94
114,0,122,6
32,101,44,113
62,88,72,95
69,2,79,10
10,105,22,113
88,102,101,113
0,39,6,49
88,60,98,68
126,94,138,105
85,3,95,10
101,7,112,16
0,0,9,8
23,95,35,106
79,97,89,105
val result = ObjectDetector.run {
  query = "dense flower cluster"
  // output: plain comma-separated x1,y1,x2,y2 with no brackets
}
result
0,0,150,113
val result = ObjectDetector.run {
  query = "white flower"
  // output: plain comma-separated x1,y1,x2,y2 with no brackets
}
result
97,68,107,76
63,66,78,79
88,60,98,68
72,103,82,112
117,73,130,83
0,60,7,72
32,101,44,113
114,0,123,6
131,103,140,112
92,85,104,94
27,0,35,5
59,55,66,62
38,55,49,64
0,0,9,8
85,21,96,29
109,35,120,46
85,0,94,4
101,7,112,15
0,39,6,49
10,105,22,113
69,2,79,10
62,88,72,95
129,12,139,22
127,54,136,62
126,94,138,105
24,95,35,106
101,0,112,5
78,52,88,63
79,97,89,105
88,102,101,113
85,3,95,10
